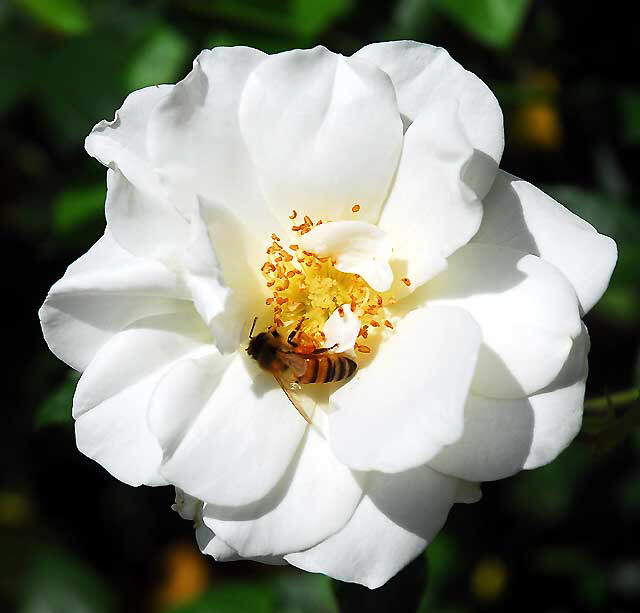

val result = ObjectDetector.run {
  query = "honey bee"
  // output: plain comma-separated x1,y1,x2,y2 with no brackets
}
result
246,318,357,424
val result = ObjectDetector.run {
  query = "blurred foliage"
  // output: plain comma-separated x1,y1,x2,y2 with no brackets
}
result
34,370,80,428
4,0,640,612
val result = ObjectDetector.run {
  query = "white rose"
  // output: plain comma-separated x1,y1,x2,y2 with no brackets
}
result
39,42,617,588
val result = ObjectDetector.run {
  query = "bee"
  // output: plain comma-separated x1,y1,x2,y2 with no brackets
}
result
246,318,357,424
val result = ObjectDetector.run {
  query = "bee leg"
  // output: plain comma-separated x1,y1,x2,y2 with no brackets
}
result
288,318,305,346
312,343,338,354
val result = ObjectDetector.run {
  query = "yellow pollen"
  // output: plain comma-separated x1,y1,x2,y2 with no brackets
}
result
259,211,397,349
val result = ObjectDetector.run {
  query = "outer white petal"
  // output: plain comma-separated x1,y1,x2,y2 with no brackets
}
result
322,305,360,353
203,427,362,557
150,352,307,507
104,168,189,264
429,325,589,481
239,46,403,224
425,243,582,399
354,40,504,188
378,101,483,293
473,170,617,314
147,48,274,228
85,84,173,197
298,221,393,292
285,465,460,589
329,305,481,473
39,231,188,372
73,313,209,486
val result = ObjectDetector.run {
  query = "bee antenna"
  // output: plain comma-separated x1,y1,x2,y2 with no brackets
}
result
249,317,258,339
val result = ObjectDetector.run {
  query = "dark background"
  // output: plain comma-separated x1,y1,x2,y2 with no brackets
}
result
2,1,639,611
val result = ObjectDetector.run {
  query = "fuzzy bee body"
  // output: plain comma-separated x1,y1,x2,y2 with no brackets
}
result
247,328,357,423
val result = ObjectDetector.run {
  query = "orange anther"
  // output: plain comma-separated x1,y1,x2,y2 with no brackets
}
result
276,296,288,305
352,204,361,213
356,344,371,353
304,215,313,226
370,320,380,327
271,233,280,241
384,320,394,329
401,277,411,287
338,306,345,317
266,298,274,305
289,210,297,219
377,295,383,306
286,270,296,278
266,280,275,287
289,244,299,250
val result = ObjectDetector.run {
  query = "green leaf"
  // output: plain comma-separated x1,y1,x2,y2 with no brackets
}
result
53,184,105,235
14,0,91,35
274,571,338,613
38,35,131,145
434,0,531,48
0,36,39,114
20,546,115,613
34,370,80,428
125,24,190,91
619,88,640,145
290,0,353,38
165,583,276,613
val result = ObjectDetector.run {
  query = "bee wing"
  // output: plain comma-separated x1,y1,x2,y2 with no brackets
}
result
272,371,314,425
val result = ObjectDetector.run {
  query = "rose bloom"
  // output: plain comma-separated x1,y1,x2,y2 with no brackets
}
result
40,42,616,588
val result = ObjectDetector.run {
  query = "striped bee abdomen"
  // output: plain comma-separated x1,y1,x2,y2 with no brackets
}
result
298,353,357,384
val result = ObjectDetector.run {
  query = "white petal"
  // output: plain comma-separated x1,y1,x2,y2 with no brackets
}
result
329,305,481,473
239,46,403,224
73,313,209,486
146,48,272,227
85,84,173,197
183,204,251,354
39,231,187,371
322,305,360,353
104,168,189,264
299,221,393,291
425,243,582,399
203,427,362,557
172,488,202,521
286,465,459,589
378,101,483,294
354,41,504,183
429,325,589,481
474,170,618,314
151,352,307,507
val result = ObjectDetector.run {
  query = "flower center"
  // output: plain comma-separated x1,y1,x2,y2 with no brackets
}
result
260,210,397,353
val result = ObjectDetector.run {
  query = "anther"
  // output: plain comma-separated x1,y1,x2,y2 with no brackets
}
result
289,210,297,219
384,320,394,329
304,215,313,226
355,343,371,353
289,244,299,251
352,204,361,213
401,277,411,287
271,233,280,241
369,320,380,327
